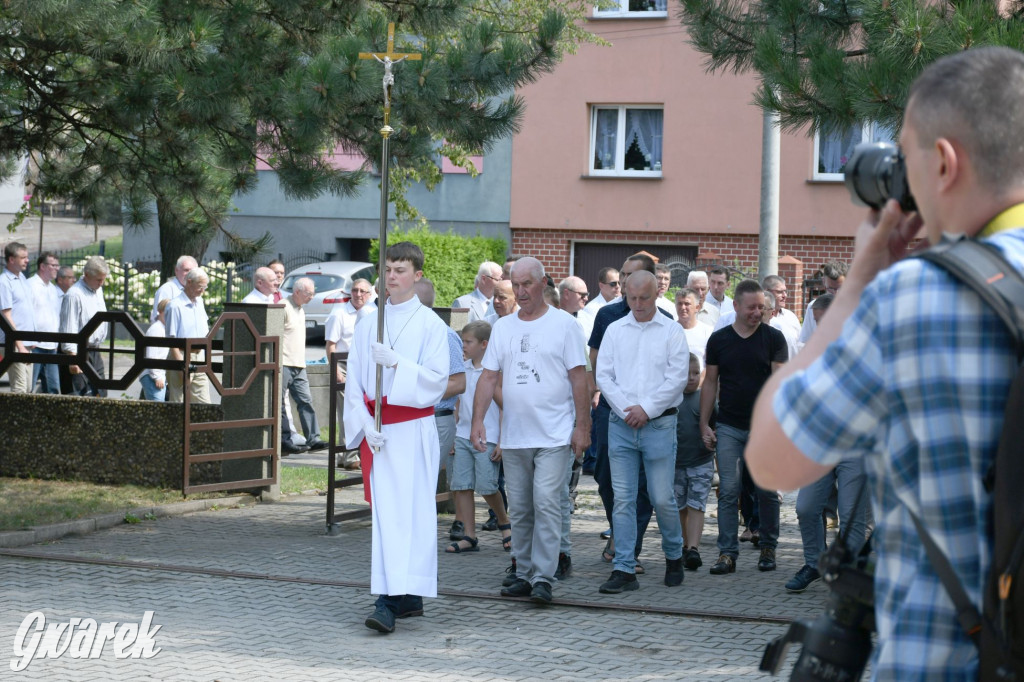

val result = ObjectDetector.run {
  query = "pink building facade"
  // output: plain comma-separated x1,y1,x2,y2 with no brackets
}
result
510,9,875,314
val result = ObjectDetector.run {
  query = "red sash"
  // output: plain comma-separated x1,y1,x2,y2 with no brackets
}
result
360,393,434,503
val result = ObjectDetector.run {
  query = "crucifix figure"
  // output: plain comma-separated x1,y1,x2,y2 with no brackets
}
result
359,23,422,116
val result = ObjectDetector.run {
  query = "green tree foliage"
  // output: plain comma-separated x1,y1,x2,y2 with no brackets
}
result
0,0,570,279
370,226,506,305
677,0,1024,136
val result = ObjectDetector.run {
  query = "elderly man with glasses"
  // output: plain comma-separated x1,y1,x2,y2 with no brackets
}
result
453,261,503,322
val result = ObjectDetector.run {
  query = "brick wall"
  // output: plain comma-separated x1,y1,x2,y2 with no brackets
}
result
513,228,856,280
512,227,857,318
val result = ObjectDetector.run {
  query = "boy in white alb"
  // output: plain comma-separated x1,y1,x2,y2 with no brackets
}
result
343,242,450,634
445,321,512,553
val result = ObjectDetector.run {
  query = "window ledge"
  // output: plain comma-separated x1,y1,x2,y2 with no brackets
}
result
591,11,668,19
807,176,845,184
582,173,663,180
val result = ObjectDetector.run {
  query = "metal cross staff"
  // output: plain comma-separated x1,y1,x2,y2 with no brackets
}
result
359,24,421,442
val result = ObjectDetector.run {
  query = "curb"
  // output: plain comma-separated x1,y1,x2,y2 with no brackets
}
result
0,495,253,549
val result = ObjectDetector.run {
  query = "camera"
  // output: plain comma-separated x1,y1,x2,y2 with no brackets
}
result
760,535,876,681
844,142,917,213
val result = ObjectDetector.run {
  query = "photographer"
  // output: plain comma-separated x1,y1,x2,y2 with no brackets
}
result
746,47,1024,680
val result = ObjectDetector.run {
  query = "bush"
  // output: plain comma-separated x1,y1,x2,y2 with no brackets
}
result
371,227,506,307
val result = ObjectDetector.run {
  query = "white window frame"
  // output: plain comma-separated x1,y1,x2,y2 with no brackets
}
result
589,105,664,178
812,121,895,181
593,0,668,19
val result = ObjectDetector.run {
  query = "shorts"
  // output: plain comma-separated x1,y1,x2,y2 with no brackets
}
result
674,459,715,513
451,437,499,495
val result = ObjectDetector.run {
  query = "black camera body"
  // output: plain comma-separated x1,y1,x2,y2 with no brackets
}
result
844,142,917,213
760,536,876,681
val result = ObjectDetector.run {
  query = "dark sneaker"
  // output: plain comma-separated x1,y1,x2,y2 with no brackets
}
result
449,520,465,541
364,603,396,633
554,553,572,580
751,530,761,547
500,578,532,598
481,515,499,532
785,565,821,592
709,554,736,575
396,595,424,618
530,581,553,605
664,557,685,587
599,570,639,594
739,528,753,543
757,546,777,572
306,439,329,452
281,441,308,455
501,559,519,587
683,547,702,570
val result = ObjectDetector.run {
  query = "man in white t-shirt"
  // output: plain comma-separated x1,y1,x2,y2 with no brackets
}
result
675,287,713,368
472,257,591,606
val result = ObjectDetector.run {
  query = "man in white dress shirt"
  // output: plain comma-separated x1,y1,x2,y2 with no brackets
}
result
654,264,678,321
706,266,733,313
595,271,689,594
59,256,109,397
28,252,61,393
453,261,502,322
1,242,35,392
325,278,375,468
150,255,197,323
164,267,211,404
240,267,279,304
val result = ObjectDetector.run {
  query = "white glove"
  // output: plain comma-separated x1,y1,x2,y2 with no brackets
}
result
370,342,400,368
364,426,385,449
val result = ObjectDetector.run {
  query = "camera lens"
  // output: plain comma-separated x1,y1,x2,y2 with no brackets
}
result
844,142,897,210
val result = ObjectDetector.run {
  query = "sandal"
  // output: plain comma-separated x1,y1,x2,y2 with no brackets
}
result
498,523,512,552
602,538,615,563
446,536,479,553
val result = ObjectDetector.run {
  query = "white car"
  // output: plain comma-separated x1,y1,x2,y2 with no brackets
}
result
280,261,376,336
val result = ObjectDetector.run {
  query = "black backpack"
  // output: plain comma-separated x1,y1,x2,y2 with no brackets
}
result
909,234,1024,681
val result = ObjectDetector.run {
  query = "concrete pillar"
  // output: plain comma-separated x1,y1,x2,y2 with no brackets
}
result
221,303,285,500
759,107,781,280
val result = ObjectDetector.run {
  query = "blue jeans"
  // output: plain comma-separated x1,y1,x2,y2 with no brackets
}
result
281,366,320,442
503,446,574,585
608,412,684,573
594,400,653,556
140,373,167,402
716,423,779,558
31,348,59,394
796,459,871,568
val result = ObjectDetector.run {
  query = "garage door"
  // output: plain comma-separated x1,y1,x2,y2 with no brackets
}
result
573,242,699,295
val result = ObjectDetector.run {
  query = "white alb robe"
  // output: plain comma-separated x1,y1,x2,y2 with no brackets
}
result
344,295,449,597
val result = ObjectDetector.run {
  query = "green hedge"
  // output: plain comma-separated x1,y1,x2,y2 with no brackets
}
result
371,227,506,307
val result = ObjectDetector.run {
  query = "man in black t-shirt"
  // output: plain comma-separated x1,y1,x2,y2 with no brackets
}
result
700,279,788,575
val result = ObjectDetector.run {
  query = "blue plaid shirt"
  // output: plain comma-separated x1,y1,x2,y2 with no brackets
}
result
775,227,1024,681
436,326,464,411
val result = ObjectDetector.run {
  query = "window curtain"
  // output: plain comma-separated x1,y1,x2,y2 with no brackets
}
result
594,109,619,170
626,109,663,168
819,125,862,174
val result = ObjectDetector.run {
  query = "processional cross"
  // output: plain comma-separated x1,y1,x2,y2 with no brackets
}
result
358,24,422,444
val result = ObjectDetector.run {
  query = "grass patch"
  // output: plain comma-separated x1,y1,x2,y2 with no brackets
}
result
280,466,329,494
0,477,229,531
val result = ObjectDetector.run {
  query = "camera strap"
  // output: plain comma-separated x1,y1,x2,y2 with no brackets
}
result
906,508,983,646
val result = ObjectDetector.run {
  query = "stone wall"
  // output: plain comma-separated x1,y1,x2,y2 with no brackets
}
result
0,393,222,488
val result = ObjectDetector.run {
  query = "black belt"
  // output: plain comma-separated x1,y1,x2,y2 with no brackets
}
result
655,407,678,419
435,409,454,417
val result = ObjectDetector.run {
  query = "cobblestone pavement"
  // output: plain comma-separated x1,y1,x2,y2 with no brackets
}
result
1,477,827,680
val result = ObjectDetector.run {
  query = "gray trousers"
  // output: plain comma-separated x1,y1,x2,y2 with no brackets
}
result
502,445,574,586
281,366,320,442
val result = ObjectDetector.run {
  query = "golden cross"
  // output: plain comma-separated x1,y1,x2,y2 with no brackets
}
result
359,23,422,116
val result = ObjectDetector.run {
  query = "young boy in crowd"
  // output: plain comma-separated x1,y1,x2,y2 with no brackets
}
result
675,352,715,570
447,320,512,553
